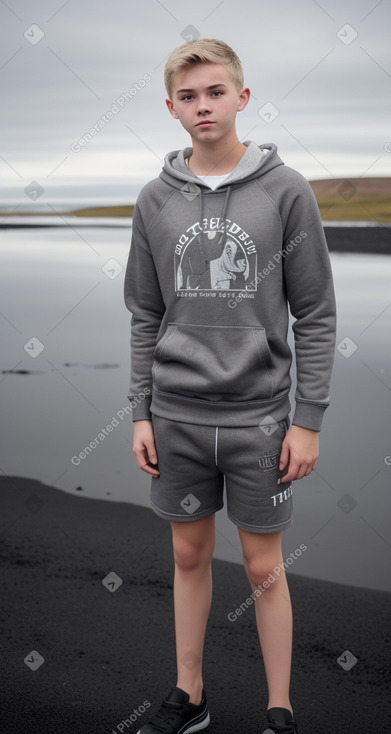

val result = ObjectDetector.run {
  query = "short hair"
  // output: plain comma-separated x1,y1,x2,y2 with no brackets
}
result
164,38,244,98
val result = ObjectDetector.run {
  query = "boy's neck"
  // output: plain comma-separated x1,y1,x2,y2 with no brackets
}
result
187,134,248,176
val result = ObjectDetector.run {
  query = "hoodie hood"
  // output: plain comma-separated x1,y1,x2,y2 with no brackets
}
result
159,142,285,252
159,141,284,191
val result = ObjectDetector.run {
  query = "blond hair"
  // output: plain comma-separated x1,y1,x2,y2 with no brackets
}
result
164,38,244,98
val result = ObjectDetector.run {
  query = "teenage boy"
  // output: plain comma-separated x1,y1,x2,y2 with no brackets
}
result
124,38,336,734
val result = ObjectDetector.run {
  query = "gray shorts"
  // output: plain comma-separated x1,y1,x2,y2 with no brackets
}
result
150,414,293,533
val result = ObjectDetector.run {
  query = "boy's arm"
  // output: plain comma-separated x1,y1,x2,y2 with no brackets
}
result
124,201,165,422
282,173,337,434
278,174,336,483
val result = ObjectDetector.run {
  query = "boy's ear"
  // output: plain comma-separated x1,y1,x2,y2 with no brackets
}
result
237,87,251,112
166,98,179,119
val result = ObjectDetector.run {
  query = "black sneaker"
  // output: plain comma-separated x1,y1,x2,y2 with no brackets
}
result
137,686,210,733
262,706,298,734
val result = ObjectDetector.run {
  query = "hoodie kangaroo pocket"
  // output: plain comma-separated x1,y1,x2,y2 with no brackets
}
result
152,323,274,401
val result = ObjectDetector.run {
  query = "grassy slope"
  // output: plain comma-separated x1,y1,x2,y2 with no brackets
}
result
317,196,391,222
311,178,391,222
66,204,135,217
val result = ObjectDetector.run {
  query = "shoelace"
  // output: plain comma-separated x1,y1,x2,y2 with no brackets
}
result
147,698,187,733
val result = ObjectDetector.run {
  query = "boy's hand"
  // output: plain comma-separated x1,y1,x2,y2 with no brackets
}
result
279,425,319,483
133,419,160,477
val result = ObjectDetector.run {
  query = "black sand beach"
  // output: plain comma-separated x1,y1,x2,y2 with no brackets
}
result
1,475,390,734
324,225,391,255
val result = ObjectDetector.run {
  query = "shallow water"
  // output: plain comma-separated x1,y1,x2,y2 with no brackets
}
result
1,224,391,591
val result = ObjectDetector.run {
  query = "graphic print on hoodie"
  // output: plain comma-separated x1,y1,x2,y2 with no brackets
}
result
175,184,255,291
176,227,251,291
124,141,337,431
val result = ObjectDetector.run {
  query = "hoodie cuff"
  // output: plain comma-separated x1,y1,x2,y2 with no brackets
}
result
292,400,329,432
128,396,152,422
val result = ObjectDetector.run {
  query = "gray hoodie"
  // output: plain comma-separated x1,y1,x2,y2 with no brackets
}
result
124,141,336,431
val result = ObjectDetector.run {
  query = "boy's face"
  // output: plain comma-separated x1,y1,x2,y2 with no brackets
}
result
166,63,249,144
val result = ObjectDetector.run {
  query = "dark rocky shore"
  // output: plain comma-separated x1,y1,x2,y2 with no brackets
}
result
324,225,391,254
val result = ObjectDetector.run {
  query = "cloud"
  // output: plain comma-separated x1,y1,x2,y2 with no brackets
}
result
1,0,390,209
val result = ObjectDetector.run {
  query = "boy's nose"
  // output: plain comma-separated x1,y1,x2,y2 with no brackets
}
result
197,98,212,114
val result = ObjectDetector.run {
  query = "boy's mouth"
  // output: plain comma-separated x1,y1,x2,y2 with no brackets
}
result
196,120,215,126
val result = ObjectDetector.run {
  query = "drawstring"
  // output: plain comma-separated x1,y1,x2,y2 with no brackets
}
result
184,153,232,249
218,185,232,243
199,183,232,253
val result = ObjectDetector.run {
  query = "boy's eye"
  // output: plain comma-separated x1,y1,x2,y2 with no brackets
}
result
180,91,223,101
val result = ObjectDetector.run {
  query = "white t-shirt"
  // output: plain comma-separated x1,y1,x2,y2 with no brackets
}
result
185,147,268,190
185,158,229,190
197,173,231,190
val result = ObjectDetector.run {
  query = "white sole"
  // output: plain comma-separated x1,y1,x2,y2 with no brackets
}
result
136,710,210,734
184,711,210,732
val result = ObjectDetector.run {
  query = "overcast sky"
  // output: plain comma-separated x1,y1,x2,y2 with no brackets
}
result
1,0,390,209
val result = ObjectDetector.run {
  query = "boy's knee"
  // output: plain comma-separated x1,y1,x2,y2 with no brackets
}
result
243,555,282,589
173,535,213,571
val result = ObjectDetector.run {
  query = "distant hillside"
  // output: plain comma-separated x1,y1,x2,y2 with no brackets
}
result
66,204,134,217
309,177,391,222
69,179,391,222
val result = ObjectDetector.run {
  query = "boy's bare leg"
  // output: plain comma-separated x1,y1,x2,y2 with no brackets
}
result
170,513,215,705
238,528,293,714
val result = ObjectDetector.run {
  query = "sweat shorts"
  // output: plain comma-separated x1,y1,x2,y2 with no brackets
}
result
150,414,293,533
